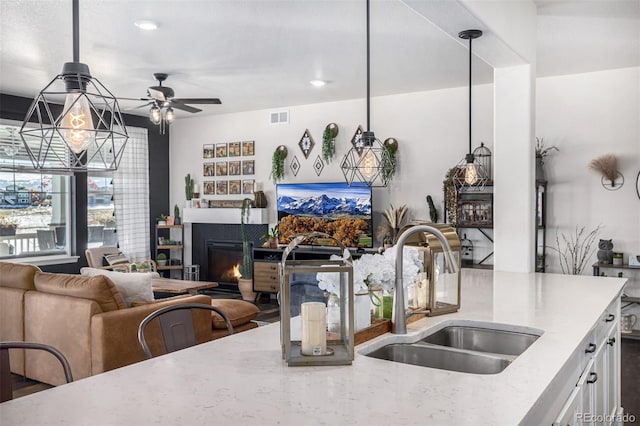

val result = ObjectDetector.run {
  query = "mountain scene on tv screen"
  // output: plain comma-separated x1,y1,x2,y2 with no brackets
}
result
277,193,371,219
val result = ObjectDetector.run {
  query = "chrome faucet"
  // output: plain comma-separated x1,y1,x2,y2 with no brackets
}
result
392,225,460,334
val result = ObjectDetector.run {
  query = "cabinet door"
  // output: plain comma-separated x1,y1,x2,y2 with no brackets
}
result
605,325,619,419
553,386,582,426
578,358,595,419
591,342,607,419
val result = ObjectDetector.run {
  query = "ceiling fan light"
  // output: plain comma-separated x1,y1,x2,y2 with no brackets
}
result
164,107,175,123
149,105,162,124
134,20,158,31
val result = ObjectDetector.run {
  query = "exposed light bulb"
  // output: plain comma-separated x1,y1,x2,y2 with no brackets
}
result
61,93,95,153
360,148,379,180
149,105,162,124
464,162,478,185
134,20,158,31
310,80,326,87
164,107,175,124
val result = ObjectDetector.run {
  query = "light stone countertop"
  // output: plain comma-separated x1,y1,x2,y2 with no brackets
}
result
0,270,627,426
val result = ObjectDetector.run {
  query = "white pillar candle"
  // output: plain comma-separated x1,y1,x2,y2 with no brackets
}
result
193,183,200,194
301,302,327,356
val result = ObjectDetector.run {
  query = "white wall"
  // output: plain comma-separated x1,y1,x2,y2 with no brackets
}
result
536,67,640,279
170,84,494,257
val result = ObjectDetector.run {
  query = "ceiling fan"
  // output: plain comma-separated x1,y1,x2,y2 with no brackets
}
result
137,73,222,114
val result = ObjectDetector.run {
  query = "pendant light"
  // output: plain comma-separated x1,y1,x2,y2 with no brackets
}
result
19,0,128,172
454,29,488,189
341,0,393,187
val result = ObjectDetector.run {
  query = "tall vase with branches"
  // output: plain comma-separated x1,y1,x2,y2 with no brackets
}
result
548,225,601,275
238,198,256,301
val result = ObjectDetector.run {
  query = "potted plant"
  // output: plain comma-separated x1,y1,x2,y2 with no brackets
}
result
613,252,623,266
174,205,181,225
156,214,167,226
535,137,559,181
261,225,279,249
157,253,167,267
322,123,339,164
0,215,17,236
381,138,398,183
185,174,194,207
238,198,256,302
270,145,287,184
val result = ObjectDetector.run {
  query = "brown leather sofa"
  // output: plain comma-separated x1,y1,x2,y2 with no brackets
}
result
0,261,259,386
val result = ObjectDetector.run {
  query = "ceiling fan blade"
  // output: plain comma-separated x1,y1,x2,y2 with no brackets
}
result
147,88,166,101
118,97,151,101
171,98,222,105
170,102,202,113
132,102,154,110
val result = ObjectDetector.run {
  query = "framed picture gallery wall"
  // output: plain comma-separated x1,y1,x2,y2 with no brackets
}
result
201,141,256,202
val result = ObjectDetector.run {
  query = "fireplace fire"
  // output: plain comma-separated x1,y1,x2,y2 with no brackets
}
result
207,240,251,291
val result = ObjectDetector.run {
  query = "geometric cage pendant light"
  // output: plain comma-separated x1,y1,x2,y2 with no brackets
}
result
341,0,394,188
19,0,128,172
453,29,488,190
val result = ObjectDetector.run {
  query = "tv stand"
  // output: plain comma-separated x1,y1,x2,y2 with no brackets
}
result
252,245,378,294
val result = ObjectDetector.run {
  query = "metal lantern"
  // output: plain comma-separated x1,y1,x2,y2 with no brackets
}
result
399,223,462,316
279,232,354,366
472,142,492,180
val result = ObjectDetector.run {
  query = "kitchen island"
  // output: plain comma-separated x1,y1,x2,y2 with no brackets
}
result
0,270,626,425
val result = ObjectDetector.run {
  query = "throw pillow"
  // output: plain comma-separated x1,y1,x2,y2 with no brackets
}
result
103,252,129,267
80,267,154,307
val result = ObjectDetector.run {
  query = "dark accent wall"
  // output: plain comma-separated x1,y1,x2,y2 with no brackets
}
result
0,93,170,273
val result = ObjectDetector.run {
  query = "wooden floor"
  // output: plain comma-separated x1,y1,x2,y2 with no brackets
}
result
9,373,52,400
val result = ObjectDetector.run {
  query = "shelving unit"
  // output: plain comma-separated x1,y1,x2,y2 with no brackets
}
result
535,180,547,272
155,224,184,279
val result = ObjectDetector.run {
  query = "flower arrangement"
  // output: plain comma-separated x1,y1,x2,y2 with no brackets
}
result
316,246,423,295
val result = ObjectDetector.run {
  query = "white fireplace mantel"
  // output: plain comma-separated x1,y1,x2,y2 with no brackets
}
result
182,207,268,225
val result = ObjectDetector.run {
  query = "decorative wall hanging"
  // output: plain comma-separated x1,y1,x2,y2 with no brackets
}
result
228,161,241,176
589,154,624,190
228,142,241,157
350,125,364,156
242,160,254,175
243,179,255,195
203,162,214,177
242,141,255,156
271,145,288,183
229,180,241,195
203,144,214,158
382,138,398,183
322,123,339,163
216,143,228,158
290,155,300,177
298,129,315,159
313,155,325,176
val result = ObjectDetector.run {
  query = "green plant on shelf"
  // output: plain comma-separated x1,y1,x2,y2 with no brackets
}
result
157,253,167,261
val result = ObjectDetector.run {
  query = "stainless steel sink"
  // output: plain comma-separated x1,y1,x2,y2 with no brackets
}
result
362,321,543,374
366,343,511,374
421,326,540,356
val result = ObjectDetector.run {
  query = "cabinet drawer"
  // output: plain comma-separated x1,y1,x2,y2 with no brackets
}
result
254,262,280,292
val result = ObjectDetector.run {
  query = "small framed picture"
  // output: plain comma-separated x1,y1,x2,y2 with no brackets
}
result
228,142,241,157
228,160,241,176
242,160,255,175
216,180,228,195
203,181,215,195
242,179,255,194
229,179,241,195
242,141,255,156
203,162,215,177
203,144,214,158
215,161,228,176
216,143,228,158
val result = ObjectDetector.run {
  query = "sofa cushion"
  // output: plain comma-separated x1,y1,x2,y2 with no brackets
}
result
0,261,40,290
80,267,155,307
210,299,259,329
104,252,129,267
34,271,126,312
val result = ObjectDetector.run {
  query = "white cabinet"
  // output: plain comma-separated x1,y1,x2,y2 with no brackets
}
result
553,298,621,426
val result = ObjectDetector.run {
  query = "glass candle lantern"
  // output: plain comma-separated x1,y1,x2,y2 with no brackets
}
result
399,223,461,316
279,232,354,366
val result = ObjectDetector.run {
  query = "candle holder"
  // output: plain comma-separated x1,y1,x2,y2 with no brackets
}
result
279,232,354,366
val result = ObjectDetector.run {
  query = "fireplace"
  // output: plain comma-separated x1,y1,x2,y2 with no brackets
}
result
207,240,252,291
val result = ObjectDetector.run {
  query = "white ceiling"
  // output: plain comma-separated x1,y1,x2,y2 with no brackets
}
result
0,0,638,119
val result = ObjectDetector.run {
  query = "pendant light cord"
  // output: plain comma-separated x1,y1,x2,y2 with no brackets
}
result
72,0,79,62
366,0,370,133
468,36,472,155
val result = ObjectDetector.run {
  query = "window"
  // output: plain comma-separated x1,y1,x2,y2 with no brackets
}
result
87,175,116,247
0,121,70,258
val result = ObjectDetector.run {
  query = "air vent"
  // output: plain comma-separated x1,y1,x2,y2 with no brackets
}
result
269,110,289,125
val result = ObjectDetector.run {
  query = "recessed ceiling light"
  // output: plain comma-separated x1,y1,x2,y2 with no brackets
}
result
134,20,158,31
310,80,327,87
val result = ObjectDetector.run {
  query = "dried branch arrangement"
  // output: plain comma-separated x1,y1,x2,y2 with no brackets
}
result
383,204,408,242
589,154,618,182
548,225,601,275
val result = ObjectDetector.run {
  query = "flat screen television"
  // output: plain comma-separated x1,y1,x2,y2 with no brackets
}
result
276,182,373,248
